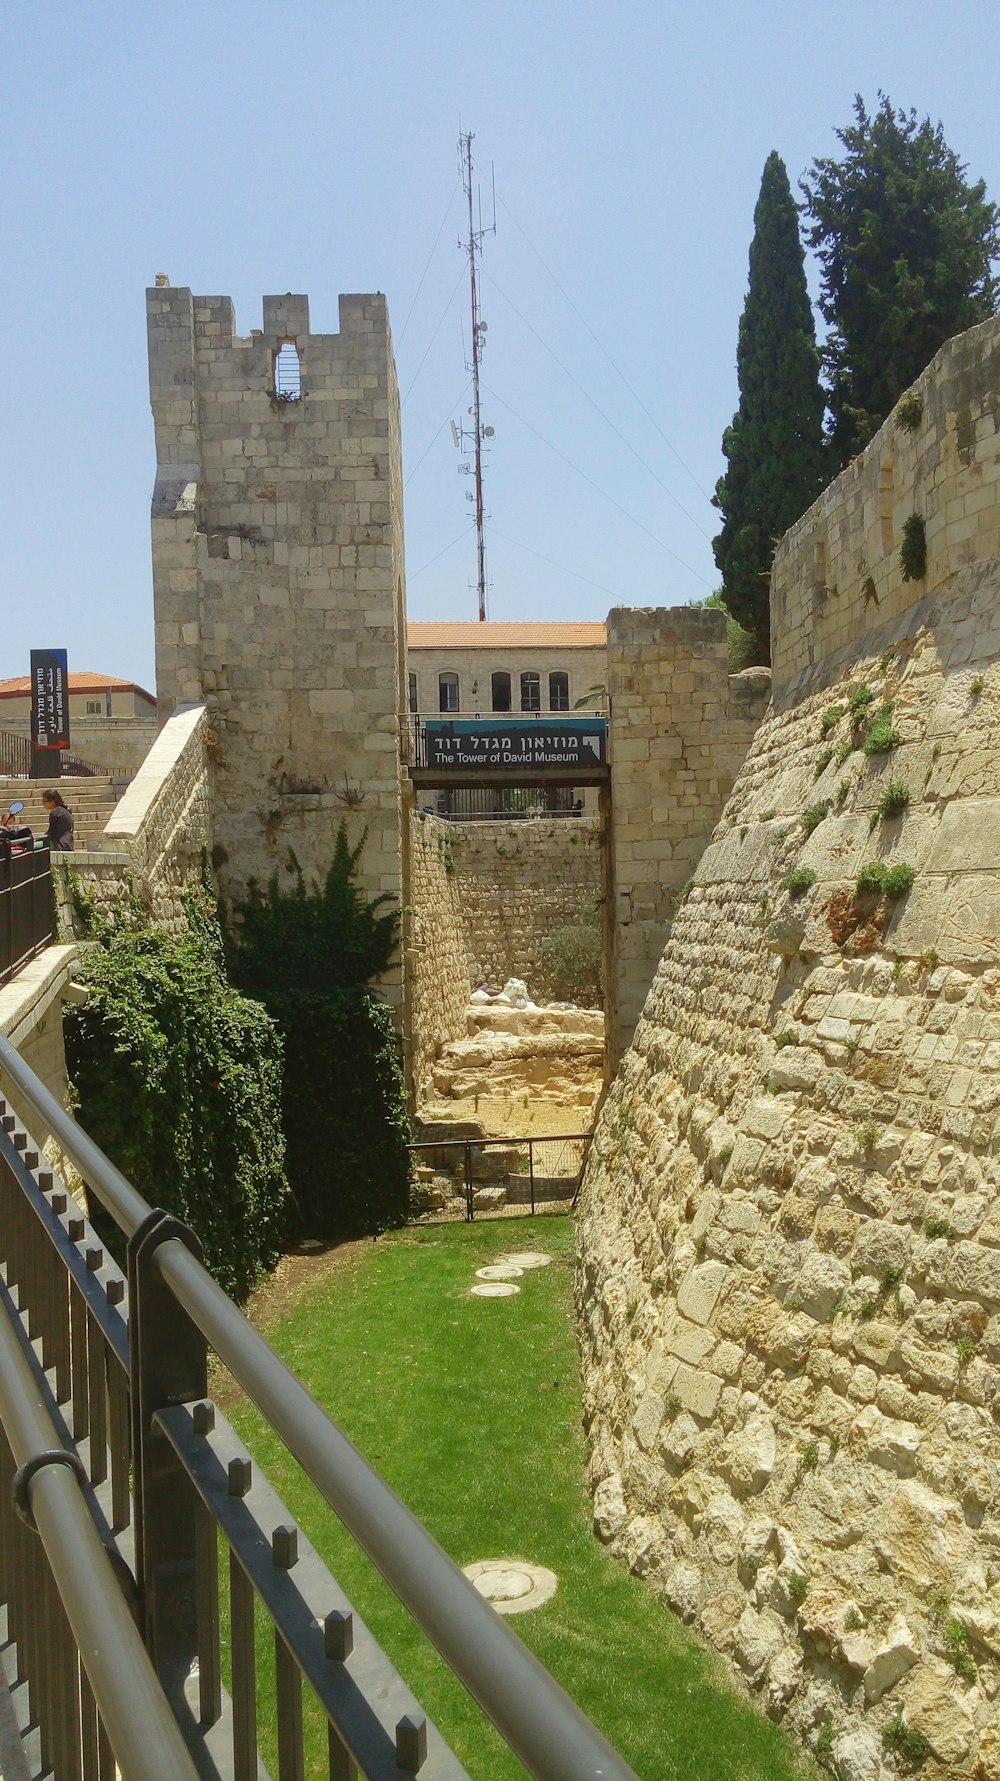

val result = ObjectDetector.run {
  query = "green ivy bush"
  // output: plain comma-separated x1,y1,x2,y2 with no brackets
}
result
226,826,410,1242
539,901,603,1005
65,891,288,1302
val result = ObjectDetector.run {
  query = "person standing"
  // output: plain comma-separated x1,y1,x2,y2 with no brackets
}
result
41,789,74,851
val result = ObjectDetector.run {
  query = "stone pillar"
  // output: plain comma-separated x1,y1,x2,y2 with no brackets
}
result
606,607,768,1066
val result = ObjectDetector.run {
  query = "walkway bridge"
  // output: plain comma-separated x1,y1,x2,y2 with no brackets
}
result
0,1029,637,1781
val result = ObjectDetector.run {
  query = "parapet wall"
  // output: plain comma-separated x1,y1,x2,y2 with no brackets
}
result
579,324,1000,1777
407,813,470,1101
147,286,406,995
450,817,602,999
771,315,1000,704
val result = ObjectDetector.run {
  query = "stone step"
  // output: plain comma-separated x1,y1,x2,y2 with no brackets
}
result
0,776,118,849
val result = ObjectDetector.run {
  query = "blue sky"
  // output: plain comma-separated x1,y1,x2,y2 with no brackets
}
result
2,1,998,690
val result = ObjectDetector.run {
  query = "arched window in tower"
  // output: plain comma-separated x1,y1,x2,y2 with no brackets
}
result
549,671,569,711
274,341,302,401
520,671,541,712
491,671,512,712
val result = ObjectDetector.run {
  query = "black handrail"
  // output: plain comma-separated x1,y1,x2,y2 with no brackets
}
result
0,1030,637,1781
0,1285,200,1781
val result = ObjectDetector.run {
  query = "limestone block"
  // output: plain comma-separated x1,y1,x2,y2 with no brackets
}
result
875,1479,973,1593
672,1363,722,1421
792,1251,849,1321
732,1605,786,1687
863,1614,919,1702
902,1657,976,1766
593,1473,627,1542
676,1260,729,1325
719,1413,776,1497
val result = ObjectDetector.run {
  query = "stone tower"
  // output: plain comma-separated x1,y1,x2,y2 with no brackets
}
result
146,285,406,987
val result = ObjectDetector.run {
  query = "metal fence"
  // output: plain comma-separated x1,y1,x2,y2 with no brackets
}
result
0,730,31,779
410,1134,591,1223
0,1032,635,1781
0,845,52,988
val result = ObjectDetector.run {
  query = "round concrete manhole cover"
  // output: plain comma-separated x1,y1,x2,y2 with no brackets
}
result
469,1282,520,1298
475,1264,524,1281
463,1560,558,1614
497,1252,552,1270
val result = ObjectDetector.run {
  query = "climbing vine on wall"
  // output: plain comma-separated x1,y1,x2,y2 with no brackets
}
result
226,825,410,1241
65,887,288,1302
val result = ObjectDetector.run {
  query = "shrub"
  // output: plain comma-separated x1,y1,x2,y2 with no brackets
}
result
882,1717,929,1764
834,738,854,766
856,1116,880,1158
849,683,874,724
923,1214,954,1241
801,800,831,835
799,1439,819,1472
539,901,603,1005
226,825,410,1243
774,1030,800,1048
943,1618,977,1682
877,780,910,821
863,703,902,754
65,890,287,1302
900,511,927,581
786,1572,808,1605
821,703,845,735
856,859,914,900
782,867,817,897
970,674,985,697
896,390,924,433
814,747,835,779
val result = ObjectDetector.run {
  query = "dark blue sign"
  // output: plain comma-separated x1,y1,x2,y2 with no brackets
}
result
424,717,605,771
30,649,70,751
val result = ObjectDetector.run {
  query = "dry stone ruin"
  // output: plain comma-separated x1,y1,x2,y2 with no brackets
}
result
578,317,1000,1777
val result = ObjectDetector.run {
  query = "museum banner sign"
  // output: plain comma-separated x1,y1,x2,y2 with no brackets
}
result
422,717,606,771
30,649,71,751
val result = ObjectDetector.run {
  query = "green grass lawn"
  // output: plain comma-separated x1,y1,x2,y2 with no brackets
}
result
228,1219,815,1781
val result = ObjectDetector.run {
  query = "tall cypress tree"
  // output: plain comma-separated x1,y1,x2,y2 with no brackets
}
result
802,95,999,464
713,152,827,662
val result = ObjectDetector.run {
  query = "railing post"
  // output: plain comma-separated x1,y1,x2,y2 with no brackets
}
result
464,1140,473,1221
128,1211,210,1704
528,1141,535,1216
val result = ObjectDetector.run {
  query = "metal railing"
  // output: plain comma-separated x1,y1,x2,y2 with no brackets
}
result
0,845,52,988
0,731,31,779
0,1032,636,1781
409,1134,591,1222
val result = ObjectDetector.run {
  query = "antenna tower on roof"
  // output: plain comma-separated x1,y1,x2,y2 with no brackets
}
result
455,129,496,622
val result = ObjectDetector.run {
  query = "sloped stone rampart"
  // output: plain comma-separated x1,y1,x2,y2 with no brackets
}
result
579,318,1000,1777
53,705,211,936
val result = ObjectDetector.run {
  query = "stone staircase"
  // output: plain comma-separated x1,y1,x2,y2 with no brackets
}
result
0,777,119,852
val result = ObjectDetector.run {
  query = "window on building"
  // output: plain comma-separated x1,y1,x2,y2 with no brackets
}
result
439,672,460,713
491,671,512,712
520,671,541,712
408,672,418,713
86,700,102,715
549,671,569,711
273,340,302,401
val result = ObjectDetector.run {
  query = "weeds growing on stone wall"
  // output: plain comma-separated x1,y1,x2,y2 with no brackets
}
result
801,800,831,835
876,780,910,822
65,886,288,1301
782,866,817,897
820,703,846,735
881,1716,929,1765
862,703,902,755
814,747,835,779
226,825,410,1243
538,895,603,1006
849,683,875,727
895,390,924,433
970,674,986,697
900,512,928,581
856,859,914,899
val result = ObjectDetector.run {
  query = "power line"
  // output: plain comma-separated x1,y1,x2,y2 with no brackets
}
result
404,380,471,489
401,264,467,406
395,179,460,349
482,382,711,586
408,528,471,583
483,269,712,541
490,526,620,600
498,193,716,505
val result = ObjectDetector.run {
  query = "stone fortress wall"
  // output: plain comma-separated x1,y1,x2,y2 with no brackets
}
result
407,813,470,1101
606,606,771,1067
147,284,406,1001
448,817,602,997
578,317,1000,1778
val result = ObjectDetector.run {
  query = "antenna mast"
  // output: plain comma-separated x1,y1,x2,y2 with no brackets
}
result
457,129,495,622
